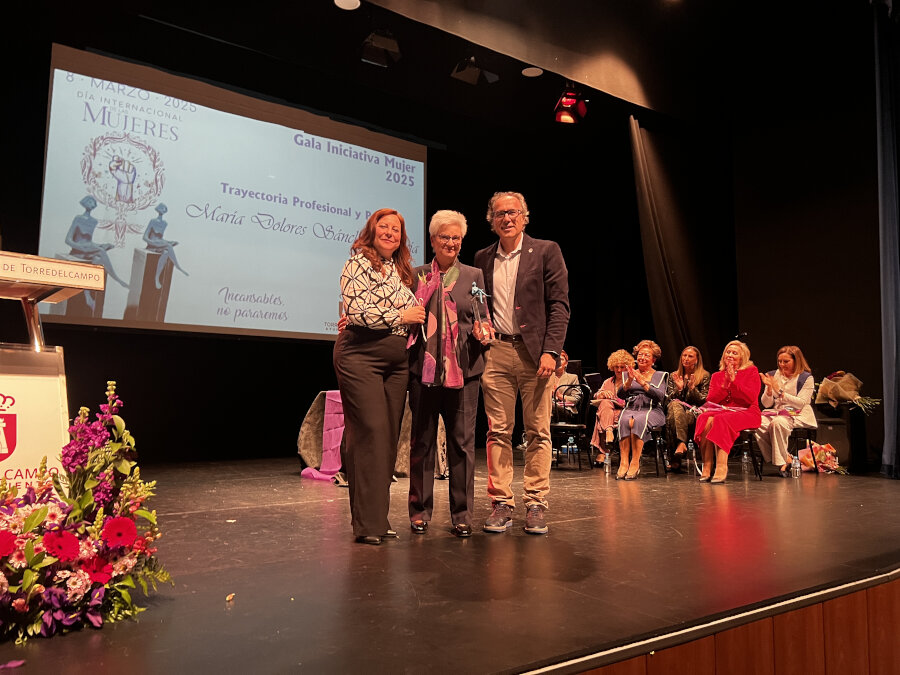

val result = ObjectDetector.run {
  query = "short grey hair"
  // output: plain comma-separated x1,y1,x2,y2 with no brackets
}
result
428,209,468,237
485,191,530,225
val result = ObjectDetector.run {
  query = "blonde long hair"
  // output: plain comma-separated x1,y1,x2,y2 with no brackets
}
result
674,345,708,388
718,340,754,371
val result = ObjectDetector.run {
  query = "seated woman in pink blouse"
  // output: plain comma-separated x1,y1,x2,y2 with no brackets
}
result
589,349,630,465
694,340,761,484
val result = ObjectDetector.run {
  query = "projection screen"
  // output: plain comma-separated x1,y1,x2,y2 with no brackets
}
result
38,44,427,340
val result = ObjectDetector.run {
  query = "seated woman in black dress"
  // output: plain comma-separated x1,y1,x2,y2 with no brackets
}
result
665,346,710,470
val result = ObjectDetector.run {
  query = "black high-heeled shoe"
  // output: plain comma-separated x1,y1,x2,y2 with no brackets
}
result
451,523,472,538
355,535,382,545
410,520,428,534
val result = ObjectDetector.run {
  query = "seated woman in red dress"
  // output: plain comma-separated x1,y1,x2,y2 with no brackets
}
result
694,340,761,484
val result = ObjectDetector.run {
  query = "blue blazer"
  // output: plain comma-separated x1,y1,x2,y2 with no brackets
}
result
473,233,570,366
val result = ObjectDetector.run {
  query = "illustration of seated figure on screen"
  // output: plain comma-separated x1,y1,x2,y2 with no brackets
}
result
65,195,129,289
108,155,137,204
143,203,188,289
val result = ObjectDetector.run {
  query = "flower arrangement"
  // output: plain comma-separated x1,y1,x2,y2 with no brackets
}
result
798,442,849,474
816,371,882,415
0,382,170,643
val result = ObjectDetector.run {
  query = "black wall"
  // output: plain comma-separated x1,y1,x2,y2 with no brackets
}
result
3,4,655,464
2,2,885,464
731,3,885,458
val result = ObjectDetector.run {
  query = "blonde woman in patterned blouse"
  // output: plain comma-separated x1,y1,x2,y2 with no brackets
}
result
333,208,425,545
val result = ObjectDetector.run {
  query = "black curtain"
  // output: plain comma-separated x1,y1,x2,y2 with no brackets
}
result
628,115,737,371
874,1,900,478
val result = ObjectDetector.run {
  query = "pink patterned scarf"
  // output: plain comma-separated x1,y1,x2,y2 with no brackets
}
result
407,259,464,388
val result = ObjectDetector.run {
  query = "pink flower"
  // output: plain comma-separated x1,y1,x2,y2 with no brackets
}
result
43,529,80,562
102,517,137,548
111,553,136,576
0,529,16,557
9,548,28,569
64,569,91,603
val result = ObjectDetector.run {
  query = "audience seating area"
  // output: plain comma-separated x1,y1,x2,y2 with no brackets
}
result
550,365,867,477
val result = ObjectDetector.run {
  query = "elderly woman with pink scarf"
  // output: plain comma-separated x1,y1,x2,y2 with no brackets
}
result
407,210,489,538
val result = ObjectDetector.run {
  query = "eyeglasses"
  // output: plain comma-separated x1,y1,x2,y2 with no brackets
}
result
492,209,523,220
435,234,462,244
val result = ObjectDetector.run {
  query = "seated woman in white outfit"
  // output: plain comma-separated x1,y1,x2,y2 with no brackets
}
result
755,345,817,477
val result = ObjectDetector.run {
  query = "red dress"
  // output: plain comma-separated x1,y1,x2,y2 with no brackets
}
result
694,366,761,454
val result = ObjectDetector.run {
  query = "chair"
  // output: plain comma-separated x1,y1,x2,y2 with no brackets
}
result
550,383,594,470
789,427,818,471
664,419,699,475
583,372,606,397
734,429,764,480
646,425,667,476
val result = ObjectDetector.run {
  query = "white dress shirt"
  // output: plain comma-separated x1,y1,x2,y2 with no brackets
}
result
491,237,523,335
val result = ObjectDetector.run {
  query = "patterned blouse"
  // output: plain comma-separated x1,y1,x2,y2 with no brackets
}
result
340,252,417,337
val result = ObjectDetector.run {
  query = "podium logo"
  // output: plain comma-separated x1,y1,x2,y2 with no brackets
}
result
0,393,16,461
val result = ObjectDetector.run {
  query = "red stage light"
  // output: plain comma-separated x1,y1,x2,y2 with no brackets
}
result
554,88,587,124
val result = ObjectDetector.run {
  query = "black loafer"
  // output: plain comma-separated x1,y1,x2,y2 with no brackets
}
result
451,523,472,538
355,535,382,545
410,520,428,534
383,529,399,538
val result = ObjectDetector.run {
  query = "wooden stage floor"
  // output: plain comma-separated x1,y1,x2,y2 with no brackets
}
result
3,452,899,674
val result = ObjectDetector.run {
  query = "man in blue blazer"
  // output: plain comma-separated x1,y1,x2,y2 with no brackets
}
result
474,191,569,535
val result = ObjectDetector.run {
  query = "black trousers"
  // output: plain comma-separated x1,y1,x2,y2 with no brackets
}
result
407,377,480,526
333,327,409,537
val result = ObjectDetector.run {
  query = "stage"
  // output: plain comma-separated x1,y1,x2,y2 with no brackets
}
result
3,452,900,673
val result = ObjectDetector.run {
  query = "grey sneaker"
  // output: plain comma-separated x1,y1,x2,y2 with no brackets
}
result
483,503,514,532
524,504,549,535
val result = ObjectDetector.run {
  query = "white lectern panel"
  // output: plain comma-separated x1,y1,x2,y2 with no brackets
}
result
0,343,68,489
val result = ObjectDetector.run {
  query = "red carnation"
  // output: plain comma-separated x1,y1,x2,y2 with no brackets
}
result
82,555,114,584
102,517,137,548
42,529,80,561
0,530,16,557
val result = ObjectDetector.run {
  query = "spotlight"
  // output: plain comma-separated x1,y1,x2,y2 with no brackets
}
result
334,0,360,9
361,30,401,67
450,56,499,85
554,85,587,124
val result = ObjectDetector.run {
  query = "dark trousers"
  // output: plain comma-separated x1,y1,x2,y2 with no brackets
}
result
408,377,480,526
333,327,409,537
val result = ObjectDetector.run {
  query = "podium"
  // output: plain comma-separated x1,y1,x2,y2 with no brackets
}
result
0,251,105,488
